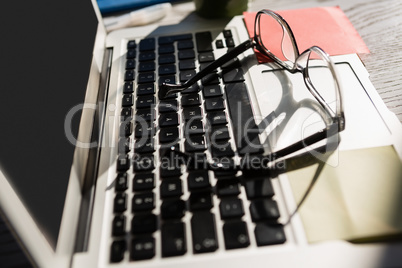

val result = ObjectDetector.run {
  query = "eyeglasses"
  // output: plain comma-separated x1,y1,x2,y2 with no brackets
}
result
157,9,346,222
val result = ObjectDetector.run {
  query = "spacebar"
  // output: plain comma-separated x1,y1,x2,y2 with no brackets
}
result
225,82,263,155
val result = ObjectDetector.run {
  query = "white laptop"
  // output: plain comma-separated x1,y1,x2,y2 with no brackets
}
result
1,0,402,267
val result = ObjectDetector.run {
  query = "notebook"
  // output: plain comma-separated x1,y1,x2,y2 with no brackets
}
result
1,0,402,267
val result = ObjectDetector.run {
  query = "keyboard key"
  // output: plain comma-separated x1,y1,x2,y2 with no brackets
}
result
254,223,286,246
195,31,213,52
178,49,195,60
159,162,182,178
125,59,135,70
203,84,223,98
201,73,220,85
161,199,186,219
159,64,176,75
211,141,234,157
179,59,196,70
159,113,179,127
127,40,137,49
178,40,194,50
115,173,128,192
138,72,155,83
124,82,134,93
181,93,201,107
124,69,134,81
160,179,183,198
205,97,225,111
219,198,244,219
187,170,210,190
185,119,204,135
137,83,155,96
118,137,130,154
161,221,187,257
110,240,126,263
132,192,155,212
138,61,155,72
127,49,136,59
136,95,155,109
159,44,175,54
139,51,156,62
191,211,218,253
184,135,206,152
122,94,134,107
133,173,155,191
249,199,280,221
135,108,155,122
114,193,127,213
131,213,157,234
210,125,230,141
112,215,126,236
181,83,200,94
158,75,176,86
223,68,245,83
134,122,154,138
189,192,213,211
159,54,176,64
120,121,133,137
121,107,132,122
139,38,155,51
223,29,232,38
159,127,179,143
225,37,235,47
131,236,155,260
134,138,154,154
207,111,227,125
133,154,154,172
216,178,240,196
183,107,202,121
180,70,196,82
117,156,130,171
244,178,274,199
159,99,178,113
215,39,224,48
198,52,215,63
223,221,250,249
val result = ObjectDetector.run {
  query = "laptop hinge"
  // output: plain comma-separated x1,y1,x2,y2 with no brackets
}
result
74,47,113,253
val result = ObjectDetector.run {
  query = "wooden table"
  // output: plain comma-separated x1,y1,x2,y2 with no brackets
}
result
153,0,402,123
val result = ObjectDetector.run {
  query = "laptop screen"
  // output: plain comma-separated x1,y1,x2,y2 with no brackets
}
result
0,0,98,249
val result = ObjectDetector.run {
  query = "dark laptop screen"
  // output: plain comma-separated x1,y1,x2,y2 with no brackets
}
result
0,0,98,249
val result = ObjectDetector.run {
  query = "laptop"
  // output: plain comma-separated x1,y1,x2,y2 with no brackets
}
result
1,0,402,267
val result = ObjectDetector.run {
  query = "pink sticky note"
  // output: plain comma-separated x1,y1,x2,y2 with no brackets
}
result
243,6,369,63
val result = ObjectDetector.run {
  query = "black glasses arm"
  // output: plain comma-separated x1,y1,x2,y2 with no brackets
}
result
158,38,255,99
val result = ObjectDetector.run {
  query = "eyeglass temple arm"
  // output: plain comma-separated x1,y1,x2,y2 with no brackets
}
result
158,38,255,99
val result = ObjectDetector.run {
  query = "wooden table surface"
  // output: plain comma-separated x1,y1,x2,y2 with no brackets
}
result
154,0,402,123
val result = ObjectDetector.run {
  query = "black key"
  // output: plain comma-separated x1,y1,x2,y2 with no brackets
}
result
133,154,154,172
159,112,179,127
110,240,126,263
225,82,264,155
131,236,155,260
159,127,179,143
161,199,186,219
184,135,206,152
223,68,245,84
215,39,224,48
115,173,128,192
216,178,240,196
114,193,127,213
134,122,154,138
118,137,130,154
161,221,187,257
112,215,126,236
127,49,136,59
182,84,200,94
159,64,176,75
138,72,155,83
219,198,244,219
189,192,213,211
191,211,218,253
125,59,135,70
180,70,196,82
207,111,227,125
117,156,130,171
198,52,215,63
223,30,232,38
210,125,230,141
201,73,220,85
184,119,204,135
159,54,176,64
131,214,157,234
158,75,176,87
158,34,192,45
124,82,134,93
159,44,175,54
136,95,155,109
122,94,134,107
137,83,155,96
181,93,201,107
178,40,194,50
160,179,183,198
244,178,274,199
250,199,280,222
254,223,286,246
183,107,202,121
159,100,178,113
203,84,223,98
139,51,156,62
138,61,155,72
127,40,137,49
187,170,210,190
179,59,196,70
223,221,250,249
178,49,195,60
221,57,241,70
159,162,182,178
195,32,213,52
120,121,132,137
121,107,132,122
204,97,225,111
211,141,234,157
139,38,155,51
134,138,154,154
133,173,155,191
135,108,155,122
132,192,155,212
225,37,235,47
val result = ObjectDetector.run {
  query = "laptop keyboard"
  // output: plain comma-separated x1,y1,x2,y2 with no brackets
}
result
110,29,286,263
